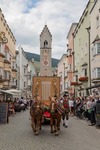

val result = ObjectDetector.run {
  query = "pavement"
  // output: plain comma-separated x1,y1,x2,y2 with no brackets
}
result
0,109,100,150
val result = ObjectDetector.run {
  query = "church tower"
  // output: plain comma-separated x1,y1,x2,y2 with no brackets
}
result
40,25,52,76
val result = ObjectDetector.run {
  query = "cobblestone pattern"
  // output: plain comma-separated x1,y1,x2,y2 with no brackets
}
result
0,110,100,150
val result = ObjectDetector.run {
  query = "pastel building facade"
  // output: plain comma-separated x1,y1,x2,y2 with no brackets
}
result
90,0,100,95
16,45,36,98
58,54,68,95
0,9,16,99
67,23,77,96
73,0,95,97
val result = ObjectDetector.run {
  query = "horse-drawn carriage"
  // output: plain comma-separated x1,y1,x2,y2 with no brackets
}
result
30,76,62,135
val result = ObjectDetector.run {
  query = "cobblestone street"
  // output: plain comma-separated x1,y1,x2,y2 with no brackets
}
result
0,110,100,150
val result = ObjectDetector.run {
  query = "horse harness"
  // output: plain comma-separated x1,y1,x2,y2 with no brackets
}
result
31,102,42,116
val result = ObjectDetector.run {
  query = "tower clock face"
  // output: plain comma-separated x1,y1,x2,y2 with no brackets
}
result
43,60,49,66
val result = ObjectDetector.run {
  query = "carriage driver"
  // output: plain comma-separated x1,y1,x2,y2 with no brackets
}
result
62,93,70,128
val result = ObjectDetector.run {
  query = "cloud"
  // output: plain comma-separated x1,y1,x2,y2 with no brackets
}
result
0,0,88,59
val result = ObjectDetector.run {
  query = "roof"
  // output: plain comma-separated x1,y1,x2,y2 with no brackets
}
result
67,23,77,39
40,25,52,37
25,51,59,68
90,0,98,14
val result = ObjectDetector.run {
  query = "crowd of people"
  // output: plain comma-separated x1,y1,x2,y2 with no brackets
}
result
1,93,100,128
7,97,30,117
29,94,100,128
57,94,100,128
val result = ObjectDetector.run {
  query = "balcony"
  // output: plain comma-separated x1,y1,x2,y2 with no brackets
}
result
0,75,4,82
12,66,17,72
74,70,78,75
4,77,10,81
10,82,17,88
79,76,88,82
71,81,79,86
4,58,11,64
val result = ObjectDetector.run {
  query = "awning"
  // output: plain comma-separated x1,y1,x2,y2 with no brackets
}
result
0,89,13,95
0,89,21,97
6,89,21,94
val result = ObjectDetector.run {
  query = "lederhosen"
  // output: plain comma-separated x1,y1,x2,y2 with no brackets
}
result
62,99,70,120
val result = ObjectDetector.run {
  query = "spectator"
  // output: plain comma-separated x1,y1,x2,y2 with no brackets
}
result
8,102,15,116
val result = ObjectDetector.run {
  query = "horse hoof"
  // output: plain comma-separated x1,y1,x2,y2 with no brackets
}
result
55,133,58,136
58,128,60,130
65,125,68,128
35,132,39,135
34,130,36,132
51,131,53,133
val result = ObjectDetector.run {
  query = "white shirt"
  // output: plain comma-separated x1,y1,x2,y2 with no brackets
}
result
86,100,92,110
69,100,74,107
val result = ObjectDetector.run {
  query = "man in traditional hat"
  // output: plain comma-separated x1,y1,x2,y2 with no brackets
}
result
62,93,70,128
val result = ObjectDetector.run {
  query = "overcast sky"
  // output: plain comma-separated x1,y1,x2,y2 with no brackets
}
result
0,0,88,59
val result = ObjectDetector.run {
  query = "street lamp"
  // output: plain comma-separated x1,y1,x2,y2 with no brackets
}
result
86,26,91,95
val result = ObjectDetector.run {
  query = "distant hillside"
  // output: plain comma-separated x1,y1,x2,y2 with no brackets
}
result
25,51,59,68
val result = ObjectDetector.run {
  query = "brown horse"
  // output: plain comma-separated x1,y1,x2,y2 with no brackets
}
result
30,97,43,135
49,97,61,136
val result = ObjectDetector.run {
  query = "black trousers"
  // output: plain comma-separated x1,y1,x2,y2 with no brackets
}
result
90,110,96,124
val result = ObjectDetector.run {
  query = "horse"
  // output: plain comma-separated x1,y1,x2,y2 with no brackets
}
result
49,97,62,136
30,97,43,135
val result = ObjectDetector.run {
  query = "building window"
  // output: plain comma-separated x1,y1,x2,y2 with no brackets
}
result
0,43,2,53
97,68,100,78
96,16,99,28
92,47,94,58
84,69,87,77
97,43,100,54
16,80,17,86
68,49,72,56
4,71,10,80
24,82,26,87
68,80,70,87
65,82,68,88
82,69,87,77
68,64,71,71
5,51,10,61
94,68,100,78
44,40,48,47
93,43,100,55
76,75,78,82
0,67,3,76
24,68,26,74
12,61,16,69
65,71,68,77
